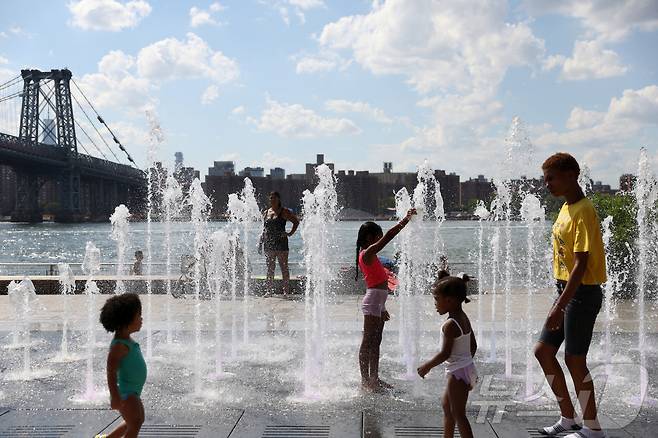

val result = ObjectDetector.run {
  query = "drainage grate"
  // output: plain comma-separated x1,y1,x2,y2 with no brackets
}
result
395,426,460,437
138,424,202,437
0,425,75,437
262,425,331,437
527,429,572,437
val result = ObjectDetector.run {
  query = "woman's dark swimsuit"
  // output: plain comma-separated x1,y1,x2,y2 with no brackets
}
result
263,208,289,252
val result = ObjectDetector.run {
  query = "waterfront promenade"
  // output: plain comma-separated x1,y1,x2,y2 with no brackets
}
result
1,293,656,437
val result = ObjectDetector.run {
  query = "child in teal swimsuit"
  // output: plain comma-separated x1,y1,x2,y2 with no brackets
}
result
99,293,147,438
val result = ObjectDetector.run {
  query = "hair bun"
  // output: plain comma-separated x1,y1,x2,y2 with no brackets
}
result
457,272,470,282
437,269,450,280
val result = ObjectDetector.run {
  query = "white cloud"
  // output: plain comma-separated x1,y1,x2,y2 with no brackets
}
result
231,105,245,115
608,85,658,123
261,0,325,26
255,97,361,138
310,0,548,180
535,85,658,183
566,107,605,130
0,57,19,134
68,0,151,31
0,25,35,39
288,0,324,8
189,2,225,27
108,120,151,166
262,151,295,169
544,40,628,80
201,85,219,104
78,34,238,113
137,33,239,85
77,50,154,112
318,0,545,95
526,0,658,42
325,99,392,124
294,51,351,74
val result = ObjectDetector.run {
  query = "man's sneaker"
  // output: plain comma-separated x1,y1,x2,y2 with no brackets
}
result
537,418,582,436
564,426,607,438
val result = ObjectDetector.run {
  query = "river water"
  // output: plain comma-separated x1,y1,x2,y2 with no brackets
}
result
0,220,552,278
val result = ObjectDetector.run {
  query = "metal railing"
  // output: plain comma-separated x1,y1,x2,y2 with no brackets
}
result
0,260,476,277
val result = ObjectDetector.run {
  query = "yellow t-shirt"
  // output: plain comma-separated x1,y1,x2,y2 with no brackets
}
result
552,198,607,285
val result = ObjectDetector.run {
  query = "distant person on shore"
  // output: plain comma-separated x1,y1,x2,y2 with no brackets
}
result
355,209,415,391
258,192,299,296
99,293,147,438
534,153,607,438
418,271,477,438
130,251,143,276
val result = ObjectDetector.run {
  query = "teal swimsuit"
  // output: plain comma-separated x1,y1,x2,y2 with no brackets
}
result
111,338,147,399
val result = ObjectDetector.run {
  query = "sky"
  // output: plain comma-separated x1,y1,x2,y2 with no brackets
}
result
0,0,657,187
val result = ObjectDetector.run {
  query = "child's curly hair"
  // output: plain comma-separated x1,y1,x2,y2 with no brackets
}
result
432,270,471,304
100,293,142,332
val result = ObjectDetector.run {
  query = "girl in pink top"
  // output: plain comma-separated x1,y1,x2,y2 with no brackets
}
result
355,208,415,391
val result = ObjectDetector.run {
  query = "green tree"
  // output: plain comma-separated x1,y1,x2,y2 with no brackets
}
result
590,193,638,299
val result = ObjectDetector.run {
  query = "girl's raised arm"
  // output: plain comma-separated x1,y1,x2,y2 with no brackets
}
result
362,208,416,264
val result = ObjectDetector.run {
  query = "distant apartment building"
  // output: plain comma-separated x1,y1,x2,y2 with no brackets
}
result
174,152,184,172
335,170,380,215
204,155,464,218
301,154,335,181
619,174,636,192
592,181,615,195
270,167,285,179
204,172,307,218
239,167,265,178
460,175,494,206
175,166,200,195
208,161,236,177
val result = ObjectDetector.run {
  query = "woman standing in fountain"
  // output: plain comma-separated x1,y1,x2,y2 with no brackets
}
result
98,293,147,438
356,209,415,391
258,191,299,295
534,153,607,438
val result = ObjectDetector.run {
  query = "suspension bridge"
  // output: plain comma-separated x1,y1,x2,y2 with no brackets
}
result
0,69,145,222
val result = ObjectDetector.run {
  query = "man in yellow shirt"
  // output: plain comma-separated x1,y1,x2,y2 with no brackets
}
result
534,153,607,438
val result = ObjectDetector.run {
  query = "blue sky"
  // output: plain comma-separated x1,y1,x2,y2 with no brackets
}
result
0,0,657,187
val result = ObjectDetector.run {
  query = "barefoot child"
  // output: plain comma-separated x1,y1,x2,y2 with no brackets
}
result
418,272,477,438
356,208,415,391
98,293,147,438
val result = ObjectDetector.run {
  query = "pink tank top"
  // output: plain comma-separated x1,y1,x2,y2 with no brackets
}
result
358,250,388,288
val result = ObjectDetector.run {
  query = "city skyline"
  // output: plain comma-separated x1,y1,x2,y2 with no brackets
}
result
0,1,657,187
174,150,621,190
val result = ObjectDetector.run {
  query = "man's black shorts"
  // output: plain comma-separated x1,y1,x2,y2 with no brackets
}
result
538,282,603,356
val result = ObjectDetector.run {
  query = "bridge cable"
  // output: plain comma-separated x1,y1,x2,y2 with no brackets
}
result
73,117,110,161
71,79,137,167
0,90,23,104
75,135,92,157
0,75,21,92
70,89,121,163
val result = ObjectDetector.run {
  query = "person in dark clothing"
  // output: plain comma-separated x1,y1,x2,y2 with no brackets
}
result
258,192,299,295
130,251,143,276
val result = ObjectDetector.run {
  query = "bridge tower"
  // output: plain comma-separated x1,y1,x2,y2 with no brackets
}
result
14,69,81,222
